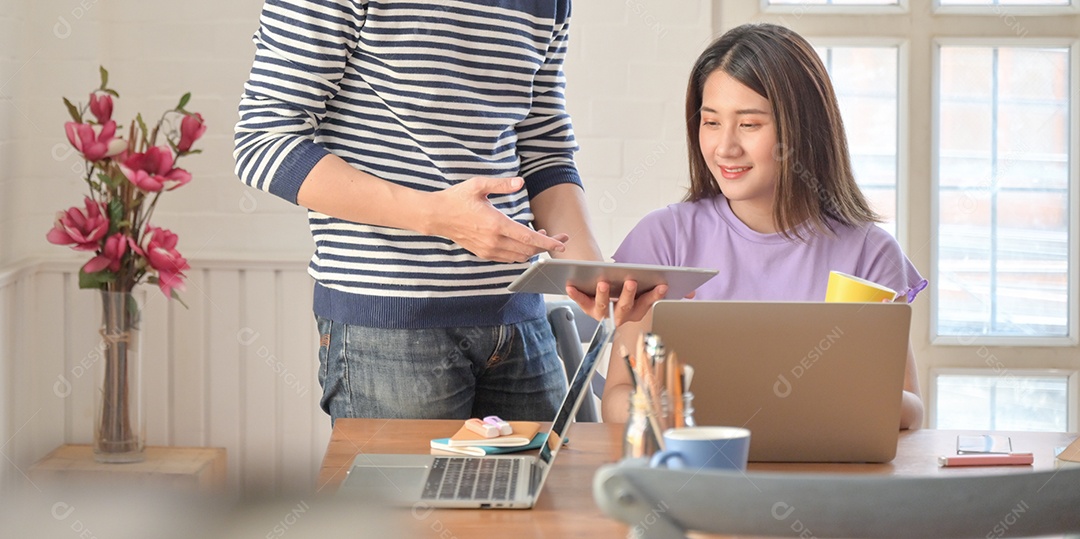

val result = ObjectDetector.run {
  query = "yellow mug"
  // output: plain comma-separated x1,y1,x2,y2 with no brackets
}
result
824,271,897,303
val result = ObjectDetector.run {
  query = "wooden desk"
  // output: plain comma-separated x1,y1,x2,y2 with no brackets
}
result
30,444,227,492
318,420,1076,538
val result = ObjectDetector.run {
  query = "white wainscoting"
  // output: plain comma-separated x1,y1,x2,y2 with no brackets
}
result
0,258,332,496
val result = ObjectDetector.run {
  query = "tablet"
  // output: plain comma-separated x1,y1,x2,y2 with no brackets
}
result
507,259,718,299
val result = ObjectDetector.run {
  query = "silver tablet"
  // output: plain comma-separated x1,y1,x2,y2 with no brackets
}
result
507,259,718,299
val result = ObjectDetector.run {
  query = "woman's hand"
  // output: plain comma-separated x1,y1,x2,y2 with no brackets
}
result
566,280,668,326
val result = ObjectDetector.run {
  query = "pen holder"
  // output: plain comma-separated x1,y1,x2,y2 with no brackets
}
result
681,391,696,428
623,389,662,459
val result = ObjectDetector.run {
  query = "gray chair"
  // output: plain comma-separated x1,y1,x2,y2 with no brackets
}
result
546,300,603,422
593,460,1080,538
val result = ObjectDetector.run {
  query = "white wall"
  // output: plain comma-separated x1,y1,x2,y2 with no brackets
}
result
8,0,712,266
0,0,714,496
565,0,714,252
0,2,30,267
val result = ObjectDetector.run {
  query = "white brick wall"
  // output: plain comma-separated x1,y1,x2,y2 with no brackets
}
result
6,0,713,264
565,0,714,255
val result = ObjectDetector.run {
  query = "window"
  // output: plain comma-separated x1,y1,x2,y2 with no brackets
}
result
769,0,900,5
935,43,1072,339
932,369,1076,431
816,45,901,235
721,0,1080,428
938,0,1071,7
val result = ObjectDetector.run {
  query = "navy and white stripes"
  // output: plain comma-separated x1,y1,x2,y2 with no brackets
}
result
234,0,580,328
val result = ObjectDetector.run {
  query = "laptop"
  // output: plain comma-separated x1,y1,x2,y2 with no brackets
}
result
340,314,615,508
651,300,911,463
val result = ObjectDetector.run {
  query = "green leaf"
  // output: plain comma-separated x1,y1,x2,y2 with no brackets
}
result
126,293,142,327
176,92,191,111
79,268,116,289
171,289,189,309
135,113,148,142
103,88,120,98
99,66,108,89
108,198,124,231
97,171,120,189
62,97,83,123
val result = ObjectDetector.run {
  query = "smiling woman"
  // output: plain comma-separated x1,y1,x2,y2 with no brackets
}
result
601,23,927,430
696,71,780,233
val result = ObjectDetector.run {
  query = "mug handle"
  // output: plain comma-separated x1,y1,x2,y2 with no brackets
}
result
649,450,687,469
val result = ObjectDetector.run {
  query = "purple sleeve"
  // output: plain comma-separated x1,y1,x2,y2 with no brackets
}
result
860,227,928,303
612,207,678,266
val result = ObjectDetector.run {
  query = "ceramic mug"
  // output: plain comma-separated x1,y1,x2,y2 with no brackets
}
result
824,271,897,303
649,426,751,471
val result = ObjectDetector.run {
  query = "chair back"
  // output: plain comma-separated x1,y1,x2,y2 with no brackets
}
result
546,302,601,422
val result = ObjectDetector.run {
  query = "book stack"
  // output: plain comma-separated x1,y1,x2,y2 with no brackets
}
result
430,421,544,457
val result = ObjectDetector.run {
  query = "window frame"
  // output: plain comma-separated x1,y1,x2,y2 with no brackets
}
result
929,367,1079,430
761,0,910,16
929,37,1080,346
933,1,1080,18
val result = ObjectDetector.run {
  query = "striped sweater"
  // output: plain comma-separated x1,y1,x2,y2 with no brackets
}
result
234,0,581,329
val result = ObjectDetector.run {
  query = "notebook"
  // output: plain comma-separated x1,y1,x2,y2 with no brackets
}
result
340,314,615,509
651,300,912,463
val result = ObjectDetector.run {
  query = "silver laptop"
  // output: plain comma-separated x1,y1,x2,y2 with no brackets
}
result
652,301,911,463
340,315,615,508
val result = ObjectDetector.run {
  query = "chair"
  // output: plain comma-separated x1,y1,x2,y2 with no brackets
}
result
546,300,603,422
593,461,1080,538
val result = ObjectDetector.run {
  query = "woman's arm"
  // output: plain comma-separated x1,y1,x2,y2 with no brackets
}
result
600,311,653,423
899,341,924,430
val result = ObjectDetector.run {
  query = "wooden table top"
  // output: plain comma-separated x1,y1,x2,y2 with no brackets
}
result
317,419,1077,538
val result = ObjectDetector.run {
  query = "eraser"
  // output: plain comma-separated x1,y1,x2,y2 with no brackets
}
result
465,418,499,438
483,415,512,436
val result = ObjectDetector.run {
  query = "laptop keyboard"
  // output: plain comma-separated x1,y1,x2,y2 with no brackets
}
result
421,457,520,501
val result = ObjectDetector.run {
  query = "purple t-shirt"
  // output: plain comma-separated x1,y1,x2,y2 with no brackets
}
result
613,196,927,302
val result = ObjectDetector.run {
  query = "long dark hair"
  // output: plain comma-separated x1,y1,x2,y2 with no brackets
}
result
684,23,879,239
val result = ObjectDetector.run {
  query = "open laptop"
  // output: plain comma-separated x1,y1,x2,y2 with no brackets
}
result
651,301,911,463
340,314,615,508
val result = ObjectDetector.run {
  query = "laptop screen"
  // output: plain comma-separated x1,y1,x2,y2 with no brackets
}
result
533,315,614,485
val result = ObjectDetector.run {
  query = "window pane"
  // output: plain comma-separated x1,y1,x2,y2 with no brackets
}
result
939,0,1069,6
935,373,1069,431
816,46,899,236
936,45,1070,337
770,0,899,5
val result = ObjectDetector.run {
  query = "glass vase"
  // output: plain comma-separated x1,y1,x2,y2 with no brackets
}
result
93,289,146,463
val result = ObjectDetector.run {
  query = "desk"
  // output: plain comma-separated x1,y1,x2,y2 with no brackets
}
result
318,420,1076,538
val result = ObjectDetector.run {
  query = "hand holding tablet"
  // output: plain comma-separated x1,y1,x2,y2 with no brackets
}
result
507,259,718,300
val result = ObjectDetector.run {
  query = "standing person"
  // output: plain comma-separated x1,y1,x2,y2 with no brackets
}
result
599,23,928,429
234,1,657,423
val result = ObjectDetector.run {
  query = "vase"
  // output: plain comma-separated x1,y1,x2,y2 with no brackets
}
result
93,289,146,463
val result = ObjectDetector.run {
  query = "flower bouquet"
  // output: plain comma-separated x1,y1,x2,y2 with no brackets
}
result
46,67,205,462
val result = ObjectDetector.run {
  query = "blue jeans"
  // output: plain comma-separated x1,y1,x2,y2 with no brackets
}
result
316,315,567,423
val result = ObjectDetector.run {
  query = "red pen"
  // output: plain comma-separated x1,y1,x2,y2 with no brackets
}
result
938,452,1034,467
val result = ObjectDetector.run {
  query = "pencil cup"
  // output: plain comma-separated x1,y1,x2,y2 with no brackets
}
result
649,426,750,471
824,271,897,303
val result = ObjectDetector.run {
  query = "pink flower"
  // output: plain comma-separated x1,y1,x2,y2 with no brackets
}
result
120,146,192,192
83,233,132,273
89,92,113,123
142,226,189,297
65,120,126,162
46,197,109,251
176,113,206,153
